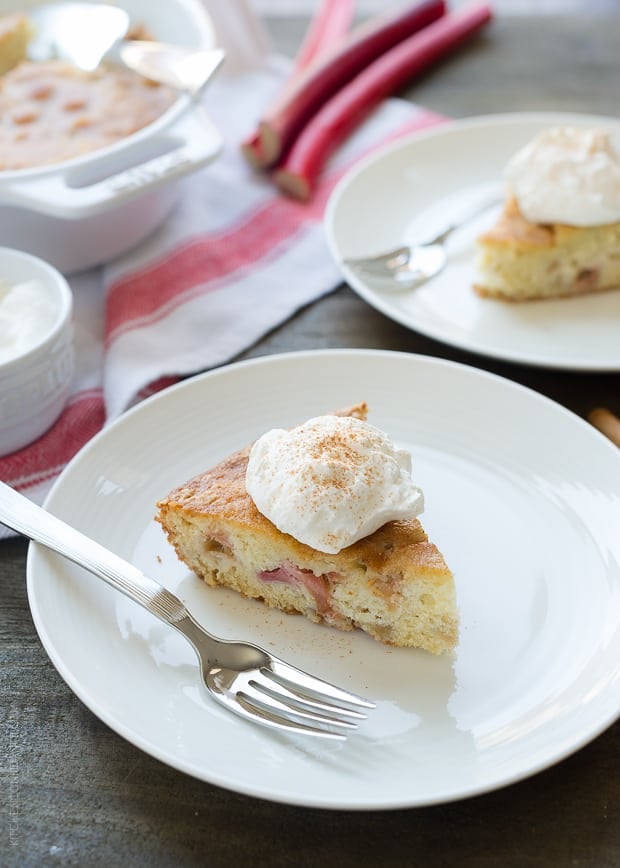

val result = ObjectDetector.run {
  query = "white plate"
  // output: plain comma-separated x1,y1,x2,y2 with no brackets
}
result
325,112,620,371
27,350,620,809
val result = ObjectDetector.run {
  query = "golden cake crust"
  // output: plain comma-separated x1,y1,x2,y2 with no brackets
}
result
477,196,555,248
158,443,448,580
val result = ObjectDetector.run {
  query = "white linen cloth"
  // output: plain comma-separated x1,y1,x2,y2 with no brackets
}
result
0,1,443,528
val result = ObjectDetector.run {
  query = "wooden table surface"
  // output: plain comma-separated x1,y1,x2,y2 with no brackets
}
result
2,11,620,868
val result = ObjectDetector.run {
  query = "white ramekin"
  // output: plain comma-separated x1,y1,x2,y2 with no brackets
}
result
0,247,75,456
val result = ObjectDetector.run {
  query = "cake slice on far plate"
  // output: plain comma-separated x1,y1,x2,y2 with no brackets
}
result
475,194,620,301
156,404,458,655
474,126,620,301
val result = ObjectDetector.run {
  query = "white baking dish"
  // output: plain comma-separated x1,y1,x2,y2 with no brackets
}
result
0,0,223,273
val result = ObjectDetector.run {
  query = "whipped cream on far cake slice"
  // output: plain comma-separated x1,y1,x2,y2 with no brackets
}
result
504,126,620,226
474,125,620,301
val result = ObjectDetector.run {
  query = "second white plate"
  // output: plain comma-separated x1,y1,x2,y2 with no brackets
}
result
325,112,620,371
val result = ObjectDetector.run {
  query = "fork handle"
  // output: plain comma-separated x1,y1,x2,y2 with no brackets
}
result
0,481,187,626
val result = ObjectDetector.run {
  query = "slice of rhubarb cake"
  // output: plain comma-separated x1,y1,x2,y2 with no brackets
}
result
156,405,458,654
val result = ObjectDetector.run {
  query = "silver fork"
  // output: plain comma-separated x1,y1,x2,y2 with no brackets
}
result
0,481,374,740
343,191,500,286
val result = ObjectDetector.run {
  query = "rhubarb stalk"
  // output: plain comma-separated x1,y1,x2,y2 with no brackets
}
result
274,2,493,202
245,0,447,170
242,0,356,168
293,0,357,74
588,408,620,448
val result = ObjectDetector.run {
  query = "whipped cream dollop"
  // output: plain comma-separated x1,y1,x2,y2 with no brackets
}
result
0,278,57,364
504,126,620,226
245,415,424,554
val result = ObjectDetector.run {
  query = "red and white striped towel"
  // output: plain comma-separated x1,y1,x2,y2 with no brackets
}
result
0,3,443,531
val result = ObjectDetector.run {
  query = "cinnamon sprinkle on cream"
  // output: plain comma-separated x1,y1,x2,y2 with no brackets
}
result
245,414,424,554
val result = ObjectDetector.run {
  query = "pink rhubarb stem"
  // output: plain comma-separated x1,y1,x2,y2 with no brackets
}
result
293,0,357,74
242,0,356,168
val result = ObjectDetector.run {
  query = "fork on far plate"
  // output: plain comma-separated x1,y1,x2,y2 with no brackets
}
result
0,481,374,740
343,190,500,286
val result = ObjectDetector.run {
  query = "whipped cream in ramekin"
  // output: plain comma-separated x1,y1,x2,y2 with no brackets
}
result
0,278,58,364
504,126,620,226
245,415,424,554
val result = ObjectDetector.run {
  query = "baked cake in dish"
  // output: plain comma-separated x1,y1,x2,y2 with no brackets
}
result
474,126,620,301
156,405,458,655
0,13,29,76
0,11,177,171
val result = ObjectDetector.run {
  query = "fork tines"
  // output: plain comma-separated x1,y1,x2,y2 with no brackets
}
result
269,658,375,709
237,660,375,740
344,245,411,272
